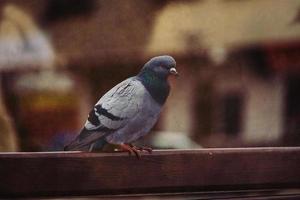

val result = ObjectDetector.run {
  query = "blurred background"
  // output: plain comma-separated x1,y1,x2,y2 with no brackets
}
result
0,0,299,152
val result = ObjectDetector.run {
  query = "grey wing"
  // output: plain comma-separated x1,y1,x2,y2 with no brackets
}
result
65,78,144,150
97,78,144,126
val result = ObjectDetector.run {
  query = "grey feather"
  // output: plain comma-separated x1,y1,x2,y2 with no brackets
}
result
64,129,110,151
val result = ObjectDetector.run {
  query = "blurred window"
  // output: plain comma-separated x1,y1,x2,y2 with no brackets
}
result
285,75,300,143
221,93,243,136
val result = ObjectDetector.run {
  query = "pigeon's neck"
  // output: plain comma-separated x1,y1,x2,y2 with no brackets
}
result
137,69,170,105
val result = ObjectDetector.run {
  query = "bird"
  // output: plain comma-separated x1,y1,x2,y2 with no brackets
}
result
64,55,178,158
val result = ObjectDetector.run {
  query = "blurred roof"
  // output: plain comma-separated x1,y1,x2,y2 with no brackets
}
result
0,4,55,70
2,0,300,66
147,0,300,60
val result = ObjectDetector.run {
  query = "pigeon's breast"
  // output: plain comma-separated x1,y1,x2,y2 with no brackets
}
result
105,82,162,144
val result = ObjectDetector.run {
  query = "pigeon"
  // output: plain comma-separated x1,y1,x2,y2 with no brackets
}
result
64,55,178,158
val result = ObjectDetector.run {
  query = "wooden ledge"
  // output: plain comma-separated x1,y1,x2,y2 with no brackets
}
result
0,147,300,198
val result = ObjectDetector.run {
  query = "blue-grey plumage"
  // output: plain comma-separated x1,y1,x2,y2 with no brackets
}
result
64,55,177,156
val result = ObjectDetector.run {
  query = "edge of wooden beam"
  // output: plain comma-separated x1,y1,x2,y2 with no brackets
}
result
0,147,299,198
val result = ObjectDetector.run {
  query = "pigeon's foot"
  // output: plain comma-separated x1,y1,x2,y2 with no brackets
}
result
128,144,153,154
118,143,141,159
116,144,153,159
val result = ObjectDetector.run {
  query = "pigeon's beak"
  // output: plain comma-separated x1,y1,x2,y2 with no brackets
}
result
169,67,179,76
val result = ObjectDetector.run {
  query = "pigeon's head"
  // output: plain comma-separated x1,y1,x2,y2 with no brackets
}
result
140,55,178,79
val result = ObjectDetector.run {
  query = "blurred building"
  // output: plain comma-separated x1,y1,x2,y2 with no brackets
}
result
147,0,300,147
0,0,300,150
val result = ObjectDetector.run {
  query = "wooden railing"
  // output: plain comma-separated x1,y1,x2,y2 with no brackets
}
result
0,147,300,198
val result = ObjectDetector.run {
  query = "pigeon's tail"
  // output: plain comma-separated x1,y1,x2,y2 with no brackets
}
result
64,128,108,151
63,141,90,151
